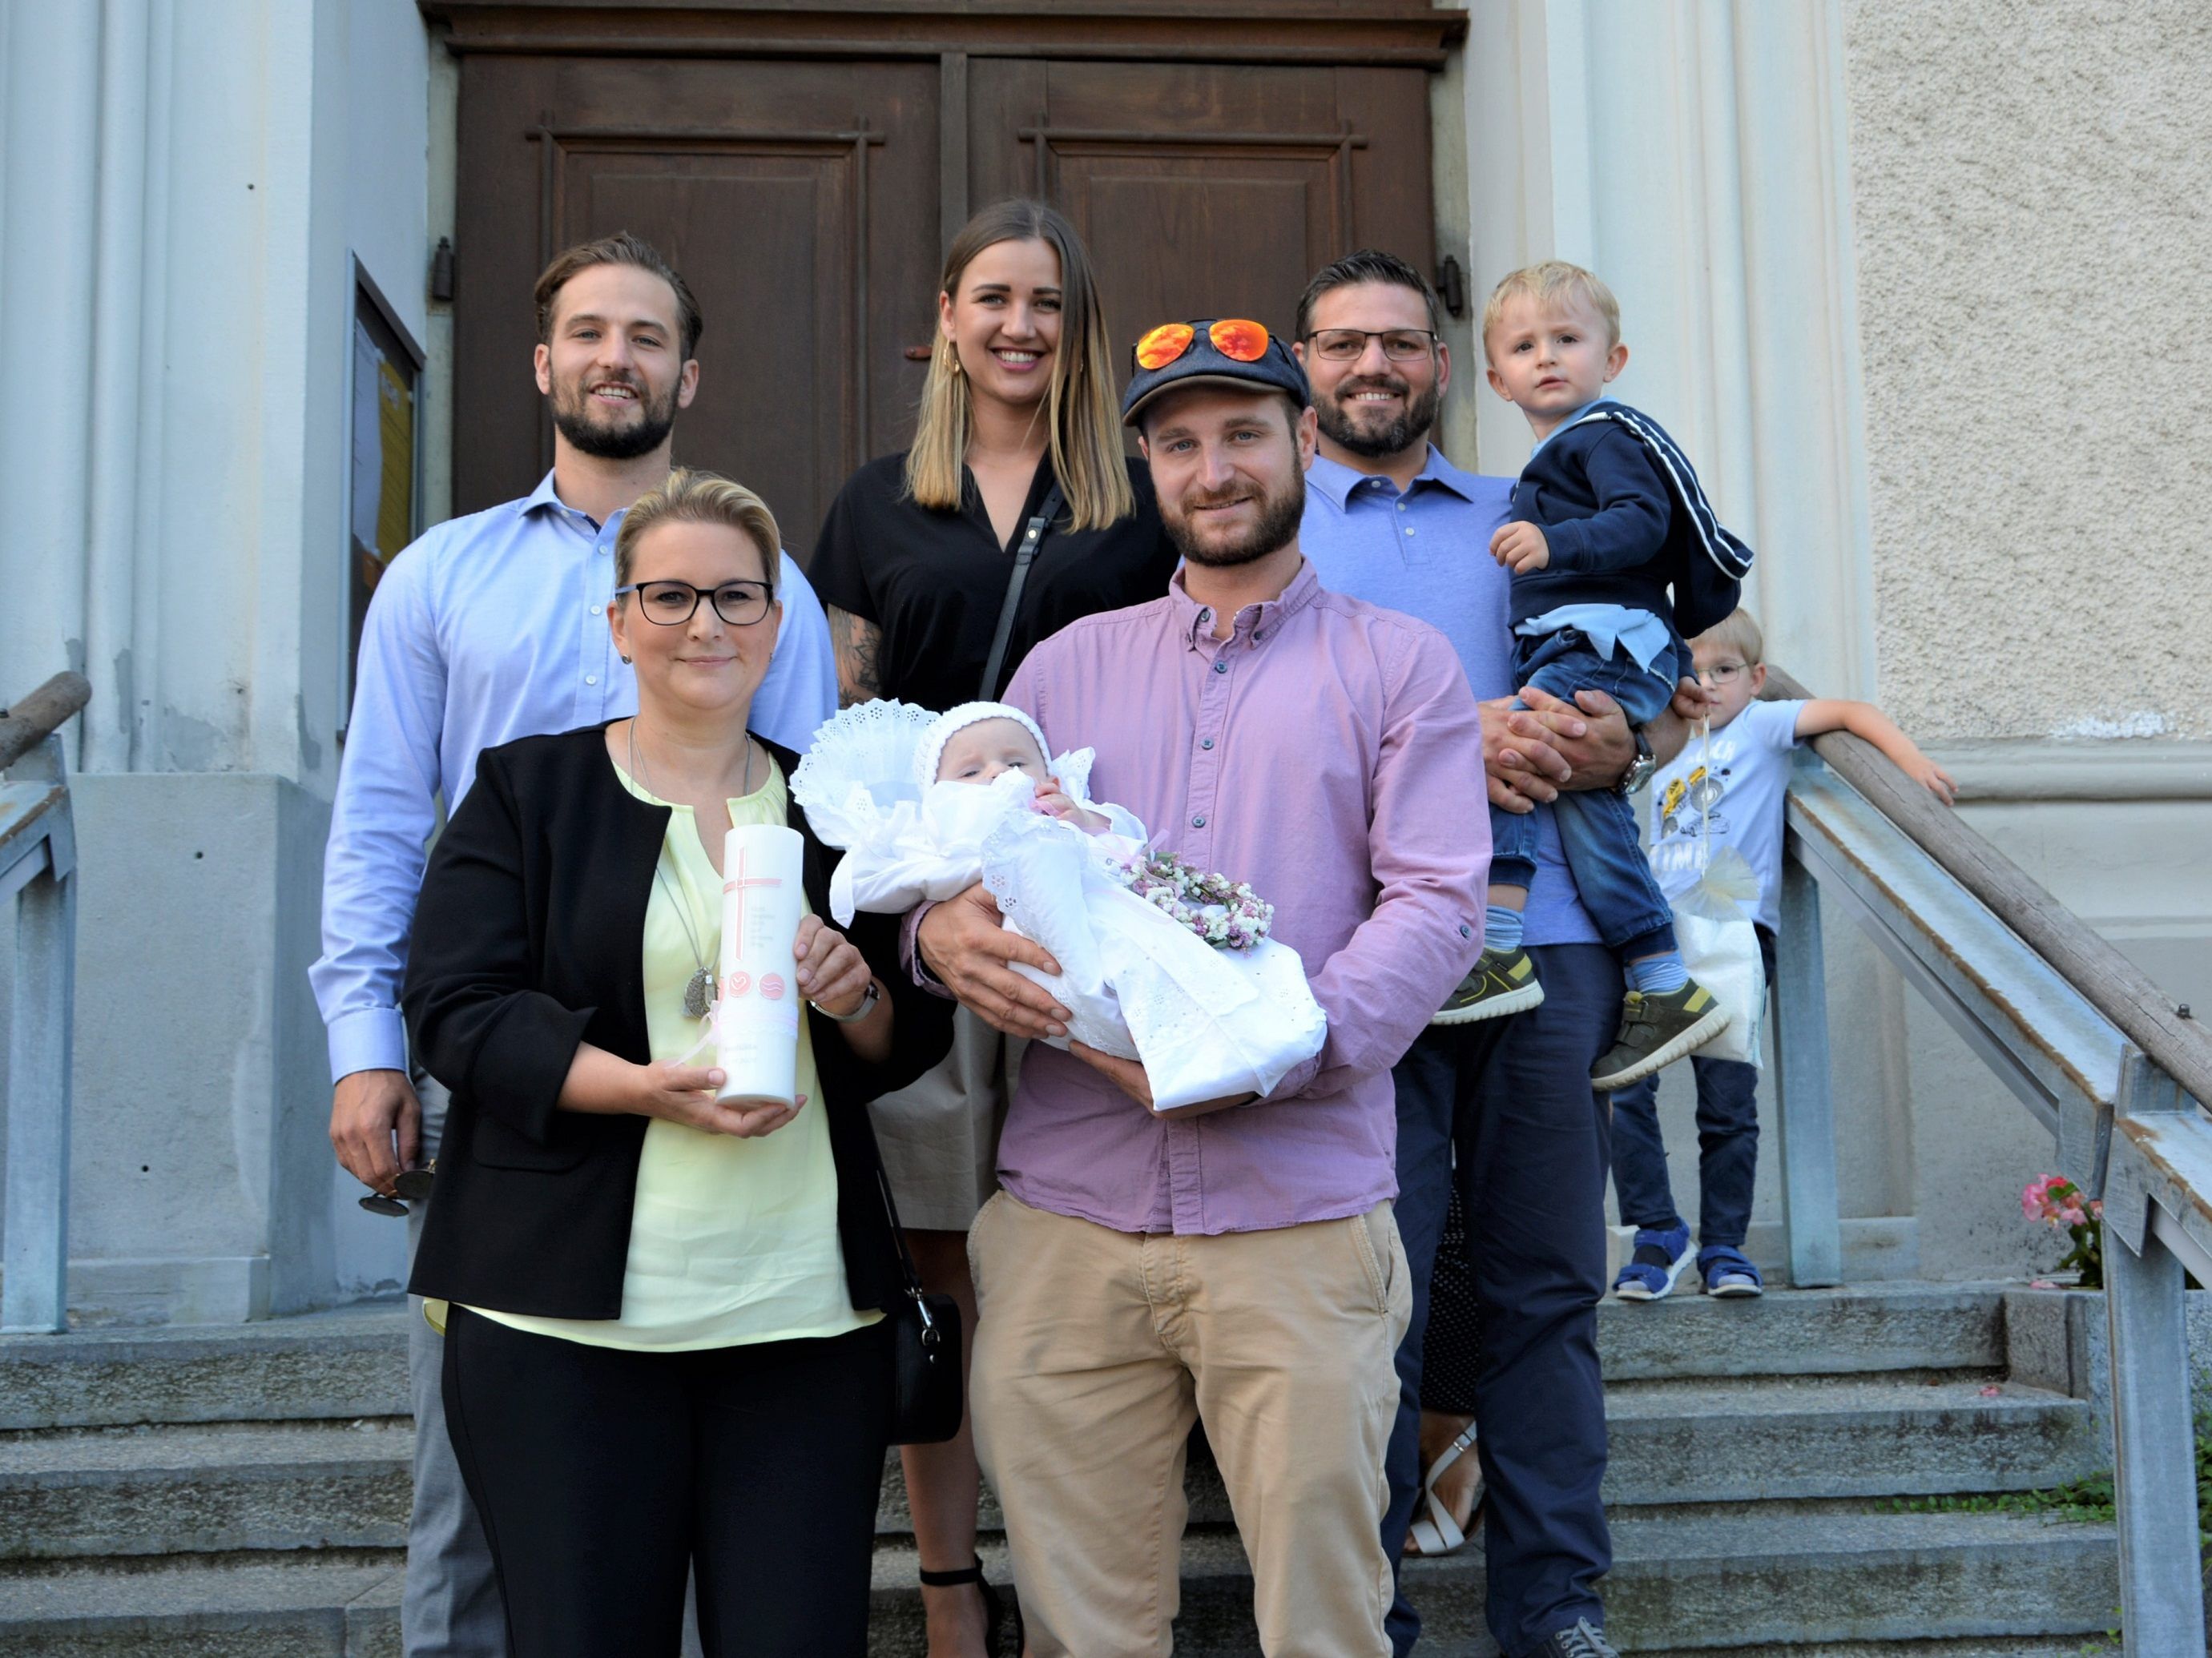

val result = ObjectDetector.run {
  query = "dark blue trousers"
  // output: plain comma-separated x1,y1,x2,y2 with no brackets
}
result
1609,925,1777,1250
1383,944,1620,1657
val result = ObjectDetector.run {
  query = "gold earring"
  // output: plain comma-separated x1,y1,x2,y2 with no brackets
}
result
943,340,963,376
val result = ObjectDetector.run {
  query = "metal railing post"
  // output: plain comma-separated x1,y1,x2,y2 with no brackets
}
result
2,733,78,1334
2103,1053,2208,1657
1772,831,1842,1287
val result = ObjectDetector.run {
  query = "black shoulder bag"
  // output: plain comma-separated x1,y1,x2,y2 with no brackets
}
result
976,482,1066,700
877,1164,965,1443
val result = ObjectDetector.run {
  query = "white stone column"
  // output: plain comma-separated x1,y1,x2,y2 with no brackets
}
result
1461,0,1877,699
0,2,101,711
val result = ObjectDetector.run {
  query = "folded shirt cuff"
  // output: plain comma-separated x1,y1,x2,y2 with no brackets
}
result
328,1008,409,1085
901,902,955,999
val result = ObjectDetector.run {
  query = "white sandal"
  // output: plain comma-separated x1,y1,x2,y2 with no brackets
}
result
1405,1423,1482,1557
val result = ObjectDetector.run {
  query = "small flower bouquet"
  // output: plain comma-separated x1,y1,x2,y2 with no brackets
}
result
1111,851,1274,951
2021,1173,2104,1290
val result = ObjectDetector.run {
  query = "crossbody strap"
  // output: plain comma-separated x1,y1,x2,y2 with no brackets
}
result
977,481,1066,702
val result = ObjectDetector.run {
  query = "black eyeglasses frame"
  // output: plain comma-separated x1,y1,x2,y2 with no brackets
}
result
614,578,777,627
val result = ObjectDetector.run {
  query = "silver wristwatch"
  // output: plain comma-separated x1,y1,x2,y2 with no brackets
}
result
808,980,881,1024
1620,725,1658,795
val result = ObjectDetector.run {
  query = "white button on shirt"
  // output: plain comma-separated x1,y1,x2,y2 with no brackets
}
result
311,471,839,1082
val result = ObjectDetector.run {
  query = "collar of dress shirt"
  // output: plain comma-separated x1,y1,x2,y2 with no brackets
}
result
1305,445,1486,510
1166,559,1322,654
517,469,619,530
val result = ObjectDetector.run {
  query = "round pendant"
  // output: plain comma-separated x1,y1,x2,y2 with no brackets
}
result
684,967,714,1020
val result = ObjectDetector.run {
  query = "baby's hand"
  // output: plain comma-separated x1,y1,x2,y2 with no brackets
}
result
1490,521,1551,573
1036,779,1110,835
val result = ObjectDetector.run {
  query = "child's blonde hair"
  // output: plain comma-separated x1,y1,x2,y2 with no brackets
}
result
1694,606,1765,666
1480,260,1622,362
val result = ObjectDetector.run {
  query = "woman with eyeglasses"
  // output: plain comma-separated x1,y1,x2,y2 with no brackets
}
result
401,468,953,1657
809,197,1178,1656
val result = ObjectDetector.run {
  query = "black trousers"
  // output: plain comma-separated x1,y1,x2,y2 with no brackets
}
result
442,1306,891,1658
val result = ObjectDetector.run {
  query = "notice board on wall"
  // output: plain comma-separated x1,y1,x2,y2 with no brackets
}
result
344,264,424,731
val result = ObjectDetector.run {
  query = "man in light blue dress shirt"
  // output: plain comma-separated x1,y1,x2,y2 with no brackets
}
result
310,232,836,1657
1294,251,1702,1658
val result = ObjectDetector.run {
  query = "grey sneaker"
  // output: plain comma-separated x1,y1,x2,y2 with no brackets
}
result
1536,1620,1618,1658
1432,946,1545,1026
1589,979,1731,1092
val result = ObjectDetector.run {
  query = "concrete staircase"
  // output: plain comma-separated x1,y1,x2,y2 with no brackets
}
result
0,1284,2122,1656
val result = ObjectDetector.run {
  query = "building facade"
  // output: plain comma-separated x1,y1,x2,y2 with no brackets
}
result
3,0,2206,1321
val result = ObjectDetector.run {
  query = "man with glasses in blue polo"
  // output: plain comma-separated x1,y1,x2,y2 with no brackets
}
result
310,231,835,1658
1292,249,1706,1658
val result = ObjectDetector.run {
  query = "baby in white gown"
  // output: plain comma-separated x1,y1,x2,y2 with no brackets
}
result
792,700,1326,1113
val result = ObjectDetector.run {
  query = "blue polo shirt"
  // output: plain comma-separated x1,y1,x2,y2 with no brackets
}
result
1301,446,1599,948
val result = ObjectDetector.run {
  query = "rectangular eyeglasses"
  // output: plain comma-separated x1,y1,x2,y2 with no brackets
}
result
614,579,775,626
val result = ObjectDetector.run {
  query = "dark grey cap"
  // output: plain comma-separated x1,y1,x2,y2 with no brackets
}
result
1121,319,1312,429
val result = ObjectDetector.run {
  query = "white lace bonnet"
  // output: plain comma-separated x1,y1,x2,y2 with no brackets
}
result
913,702,1053,790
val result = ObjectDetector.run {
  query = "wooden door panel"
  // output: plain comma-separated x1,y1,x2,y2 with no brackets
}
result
556,143,858,552
1065,161,1333,346
969,57,1435,360
453,56,937,557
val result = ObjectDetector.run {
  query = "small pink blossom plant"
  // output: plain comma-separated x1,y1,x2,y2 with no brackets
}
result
2021,1173,2104,1290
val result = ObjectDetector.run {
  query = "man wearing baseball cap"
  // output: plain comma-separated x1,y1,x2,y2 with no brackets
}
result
915,320,1491,1656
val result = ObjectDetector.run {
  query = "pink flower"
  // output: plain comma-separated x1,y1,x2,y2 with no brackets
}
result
2021,1176,2053,1221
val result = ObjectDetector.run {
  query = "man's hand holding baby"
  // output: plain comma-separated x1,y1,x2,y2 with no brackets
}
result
1490,521,1552,573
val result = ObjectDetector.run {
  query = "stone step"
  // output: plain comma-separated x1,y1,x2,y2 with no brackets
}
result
0,1549,405,1656
0,1303,411,1431
875,1374,2101,1535
0,1282,2017,1438
1599,1374,2102,1504
1593,1282,2005,1382
870,1507,2111,1656
0,1422,412,1560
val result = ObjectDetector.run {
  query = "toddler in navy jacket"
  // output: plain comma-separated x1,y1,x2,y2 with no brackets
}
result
1440,261,1753,1091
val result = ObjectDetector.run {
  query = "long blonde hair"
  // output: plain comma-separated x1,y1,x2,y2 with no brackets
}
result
905,200,1134,532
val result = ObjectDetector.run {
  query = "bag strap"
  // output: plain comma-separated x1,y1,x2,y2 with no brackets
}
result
875,1161,945,1343
977,481,1065,701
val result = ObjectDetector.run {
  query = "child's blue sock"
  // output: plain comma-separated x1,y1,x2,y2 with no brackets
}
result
1628,952,1689,996
1485,905,1525,955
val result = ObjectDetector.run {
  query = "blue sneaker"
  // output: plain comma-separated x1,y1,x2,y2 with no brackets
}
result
1614,1222,1694,1302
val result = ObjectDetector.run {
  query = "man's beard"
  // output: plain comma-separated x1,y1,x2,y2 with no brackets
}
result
1316,374,1441,459
550,371,680,461
1162,469,1307,569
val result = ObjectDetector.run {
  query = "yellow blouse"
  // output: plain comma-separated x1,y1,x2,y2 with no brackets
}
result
468,753,877,1351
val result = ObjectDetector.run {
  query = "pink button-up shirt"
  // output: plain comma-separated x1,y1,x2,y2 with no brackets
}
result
998,561,1489,1235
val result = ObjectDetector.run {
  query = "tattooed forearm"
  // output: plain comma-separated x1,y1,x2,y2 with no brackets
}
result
827,605,884,707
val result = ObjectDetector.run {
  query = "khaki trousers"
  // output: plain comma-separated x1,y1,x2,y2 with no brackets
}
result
969,1190,1412,1658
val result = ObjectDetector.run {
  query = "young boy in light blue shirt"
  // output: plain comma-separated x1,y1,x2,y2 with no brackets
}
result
1610,606,1955,1299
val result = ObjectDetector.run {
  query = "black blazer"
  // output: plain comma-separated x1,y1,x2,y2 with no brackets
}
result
401,724,953,1321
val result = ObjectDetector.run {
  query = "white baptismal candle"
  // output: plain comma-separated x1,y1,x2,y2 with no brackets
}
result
715,823,806,1106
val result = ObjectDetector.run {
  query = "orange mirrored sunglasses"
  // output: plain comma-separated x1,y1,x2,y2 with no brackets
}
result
1133,318,1272,372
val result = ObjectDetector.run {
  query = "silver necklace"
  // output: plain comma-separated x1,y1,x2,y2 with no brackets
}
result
629,719,756,1019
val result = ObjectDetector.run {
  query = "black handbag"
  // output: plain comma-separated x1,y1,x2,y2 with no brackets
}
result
877,1165,965,1444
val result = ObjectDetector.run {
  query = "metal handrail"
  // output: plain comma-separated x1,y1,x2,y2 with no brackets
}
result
1765,666,2212,1106
2,673,85,1337
0,673,91,771
1762,666,2207,1656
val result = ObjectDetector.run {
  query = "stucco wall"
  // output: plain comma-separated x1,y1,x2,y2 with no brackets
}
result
1841,0,2212,741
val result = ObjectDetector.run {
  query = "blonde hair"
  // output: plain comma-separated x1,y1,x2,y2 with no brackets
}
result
1480,260,1622,362
905,200,1135,533
1694,606,1765,666
614,468,780,591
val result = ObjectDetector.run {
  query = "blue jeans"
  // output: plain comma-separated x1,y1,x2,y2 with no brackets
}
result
1383,945,1620,1657
1489,629,1678,956
1608,925,1777,1249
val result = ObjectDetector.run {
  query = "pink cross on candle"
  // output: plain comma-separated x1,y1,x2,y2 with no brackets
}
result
723,848,784,961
